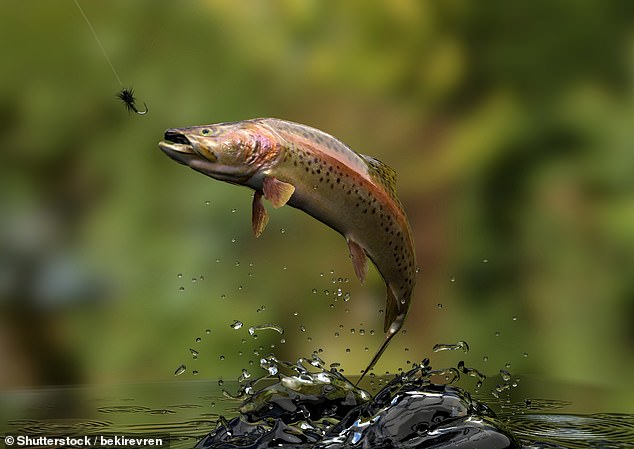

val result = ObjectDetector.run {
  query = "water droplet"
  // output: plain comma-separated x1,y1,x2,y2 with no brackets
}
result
248,324,284,336
437,303,443,309
199,275,205,281
334,332,340,337
343,292,351,301
449,276,456,283
220,294,226,299
189,348,199,357
500,369,512,381
215,258,221,263
235,261,240,267
323,289,330,295
523,352,528,358
218,379,224,386
370,329,375,335
178,286,185,292
312,288,317,294
512,315,518,321
505,362,512,369
205,200,211,206
238,285,243,291
483,355,489,362
299,325,306,332
432,340,469,353
230,320,243,329
219,355,225,361
495,330,501,337
177,273,183,279
415,267,422,274
482,258,489,263
195,337,202,343
280,228,286,234
359,329,365,336
280,338,286,344
174,364,186,376
191,277,197,283
231,237,237,243
346,348,351,353
350,328,356,334
282,265,287,270
231,208,237,213
205,329,211,334
192,370,199,375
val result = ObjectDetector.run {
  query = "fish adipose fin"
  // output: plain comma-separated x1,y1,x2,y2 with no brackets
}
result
251,191,269,238
263,176,295,208
346,238,368,284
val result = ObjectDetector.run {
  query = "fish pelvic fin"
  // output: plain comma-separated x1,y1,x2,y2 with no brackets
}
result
263,176,295,208
346,237,368,284
252,191,269,238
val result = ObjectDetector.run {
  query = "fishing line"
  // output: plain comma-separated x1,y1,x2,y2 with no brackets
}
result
72,0,148,115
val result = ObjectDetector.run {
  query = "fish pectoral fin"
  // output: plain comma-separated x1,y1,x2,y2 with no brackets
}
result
346,238,368,284
251,191,269,238
263,176,295,209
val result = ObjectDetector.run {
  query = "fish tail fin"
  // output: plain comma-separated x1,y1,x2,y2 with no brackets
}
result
384,287,399,333
356,311,406,387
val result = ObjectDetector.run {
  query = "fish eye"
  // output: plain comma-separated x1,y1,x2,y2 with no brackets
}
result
201,128,211,135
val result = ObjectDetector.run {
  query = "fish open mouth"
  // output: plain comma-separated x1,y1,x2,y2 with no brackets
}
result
159,130,197,165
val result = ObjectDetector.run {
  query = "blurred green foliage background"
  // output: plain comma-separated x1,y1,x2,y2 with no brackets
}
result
1,0,633,411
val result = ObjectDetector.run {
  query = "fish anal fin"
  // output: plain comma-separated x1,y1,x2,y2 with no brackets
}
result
263,176,295,209
346,237,368,285
251,191,269,238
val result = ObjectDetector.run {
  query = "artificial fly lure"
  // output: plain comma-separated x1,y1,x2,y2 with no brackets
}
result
117,88,148,115
73,0,149,116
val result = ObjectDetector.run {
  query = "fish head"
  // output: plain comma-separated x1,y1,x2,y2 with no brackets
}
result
159,121,278,183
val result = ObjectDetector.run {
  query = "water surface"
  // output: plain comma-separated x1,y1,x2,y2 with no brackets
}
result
2,375,632,448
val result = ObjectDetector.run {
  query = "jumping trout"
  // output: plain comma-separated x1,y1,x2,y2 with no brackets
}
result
158,118,416,380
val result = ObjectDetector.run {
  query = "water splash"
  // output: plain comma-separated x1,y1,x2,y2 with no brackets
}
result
195,358,520,449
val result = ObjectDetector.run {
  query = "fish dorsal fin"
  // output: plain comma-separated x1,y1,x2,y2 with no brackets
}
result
360,154,398,198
